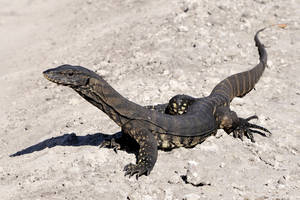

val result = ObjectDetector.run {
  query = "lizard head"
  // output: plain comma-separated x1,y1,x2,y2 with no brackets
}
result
43,64,97,87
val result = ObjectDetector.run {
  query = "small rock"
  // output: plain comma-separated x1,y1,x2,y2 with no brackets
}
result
182,193,201,200
163,69,170,75
185,161,212,186
65,121,73,128
178,25,189,32
24,124,31,131
69,97,81,105
277,175,288,185
219,162,225,168
168,172,182,184
97,68,109,75
232,183,244,191
205,22,212,27
179,0,199,13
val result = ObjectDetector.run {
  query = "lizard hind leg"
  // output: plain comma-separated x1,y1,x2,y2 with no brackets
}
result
166,94,196,115
144,94,196,115
122,120,158,179
218,108,271,142
233,116,272,142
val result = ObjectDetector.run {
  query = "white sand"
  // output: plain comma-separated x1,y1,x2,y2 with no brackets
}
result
1,0,299,199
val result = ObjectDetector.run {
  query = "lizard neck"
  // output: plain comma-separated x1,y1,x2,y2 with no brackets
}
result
73,76,145,127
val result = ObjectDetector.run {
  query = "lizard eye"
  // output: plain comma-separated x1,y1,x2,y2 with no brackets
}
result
68,72,74,76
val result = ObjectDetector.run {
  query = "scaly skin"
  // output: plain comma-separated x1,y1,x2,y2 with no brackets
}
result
158,28,271,142
43,28,270,178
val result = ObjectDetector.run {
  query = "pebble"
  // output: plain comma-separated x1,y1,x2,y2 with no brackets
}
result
219,162,225,168
277,175,288,185
179,0,199,12
163,69,170,75
178,25,189,32
182,193,201,200
69,97,81,105
24,124,31,131
185,161,212,186
168,172,182,184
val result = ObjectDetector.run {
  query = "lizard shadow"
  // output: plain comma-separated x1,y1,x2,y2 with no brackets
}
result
10,131,139,157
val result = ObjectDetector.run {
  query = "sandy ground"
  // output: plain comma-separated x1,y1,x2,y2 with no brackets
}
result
1,0,300,199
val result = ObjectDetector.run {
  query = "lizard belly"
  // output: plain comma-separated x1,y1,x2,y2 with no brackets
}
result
154,132,214,149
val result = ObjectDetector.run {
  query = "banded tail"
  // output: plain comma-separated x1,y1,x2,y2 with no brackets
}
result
210,28,267,102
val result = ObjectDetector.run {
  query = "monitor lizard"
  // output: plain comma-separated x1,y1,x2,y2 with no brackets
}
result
43,28,271,178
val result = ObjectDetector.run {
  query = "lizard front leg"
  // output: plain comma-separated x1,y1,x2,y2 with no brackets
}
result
101,94,199,153
99,103,167,150
122,120,158,178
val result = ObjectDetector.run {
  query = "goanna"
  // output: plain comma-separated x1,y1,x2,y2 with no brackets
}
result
43,28,271,178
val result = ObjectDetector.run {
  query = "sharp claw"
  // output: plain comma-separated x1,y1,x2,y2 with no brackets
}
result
238,132,244,141
233,131,237,138
246,115,258,121
245,129,255,143
247,123,271,133
123,164,131,172
123,163,142,178
123,163,151,178
113,147,118,154
124,171,130,176
249,129,269,137
138,169,146,177
146,170,151,176
100,138,121,153
99,141,107,149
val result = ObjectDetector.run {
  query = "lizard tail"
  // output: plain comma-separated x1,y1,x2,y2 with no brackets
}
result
210,28,268,102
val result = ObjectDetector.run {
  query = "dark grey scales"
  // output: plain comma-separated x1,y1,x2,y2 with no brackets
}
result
43,28,271,179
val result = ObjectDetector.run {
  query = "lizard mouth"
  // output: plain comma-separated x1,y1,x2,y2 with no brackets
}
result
43,73,60,84
43,72,70,86
43,71,88,88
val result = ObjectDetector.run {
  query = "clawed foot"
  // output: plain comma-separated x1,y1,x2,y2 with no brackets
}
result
232,115,271,142
99,138,121,153
123,163,151,179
